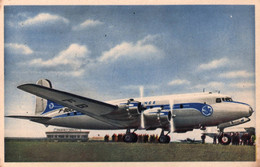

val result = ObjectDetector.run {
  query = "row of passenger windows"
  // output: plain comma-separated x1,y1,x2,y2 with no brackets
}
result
216,97,233,103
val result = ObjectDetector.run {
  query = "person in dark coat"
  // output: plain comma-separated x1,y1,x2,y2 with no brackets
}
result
201,134,206,144
213,135,217,144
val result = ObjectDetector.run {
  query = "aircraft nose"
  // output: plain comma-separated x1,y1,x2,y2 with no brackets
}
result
249,106,254,116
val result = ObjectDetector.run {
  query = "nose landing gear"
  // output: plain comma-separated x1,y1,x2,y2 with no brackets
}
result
218,133,231,145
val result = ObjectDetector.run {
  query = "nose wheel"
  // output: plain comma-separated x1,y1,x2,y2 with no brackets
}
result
218,133,231,145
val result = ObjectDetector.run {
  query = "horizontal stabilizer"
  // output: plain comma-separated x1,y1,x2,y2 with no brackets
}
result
5,115,52,120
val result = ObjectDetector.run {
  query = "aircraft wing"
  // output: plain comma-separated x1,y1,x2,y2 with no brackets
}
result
17,84,123,127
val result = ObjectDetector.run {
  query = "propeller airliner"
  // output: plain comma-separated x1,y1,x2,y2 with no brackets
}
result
7,79,254,144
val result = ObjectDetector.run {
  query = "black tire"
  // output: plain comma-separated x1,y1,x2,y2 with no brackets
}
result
159,135,170,143
218,134,231,145
166,135,171,143
123,133,133,143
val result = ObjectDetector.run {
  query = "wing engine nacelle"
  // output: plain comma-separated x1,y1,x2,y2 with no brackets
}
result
143,108,171,129
118,99,143,116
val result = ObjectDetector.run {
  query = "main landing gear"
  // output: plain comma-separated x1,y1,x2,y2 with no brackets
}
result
158,130,170,143
123,129,138,143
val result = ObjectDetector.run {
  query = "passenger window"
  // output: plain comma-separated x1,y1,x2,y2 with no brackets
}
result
216,98,221,103
180,104,183,108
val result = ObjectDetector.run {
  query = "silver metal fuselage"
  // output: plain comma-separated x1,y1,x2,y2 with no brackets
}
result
32,92,253,132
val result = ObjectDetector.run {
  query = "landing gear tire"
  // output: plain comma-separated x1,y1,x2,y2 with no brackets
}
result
218,133,231,145
159,135,170,143
123,133,138,143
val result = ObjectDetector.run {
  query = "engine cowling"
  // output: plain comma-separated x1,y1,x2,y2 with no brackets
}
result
118,99,143,117
143,107,171,129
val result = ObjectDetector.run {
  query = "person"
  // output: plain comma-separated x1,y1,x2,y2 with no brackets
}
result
235,132,240,145
104,135,109,142
241,133,247,145
213,135,217,144
201,134,206,144
144,134,149,143
112,134,117,142
118,134,123,142
233,133,237,145
250,134,255,145
138,134,143,143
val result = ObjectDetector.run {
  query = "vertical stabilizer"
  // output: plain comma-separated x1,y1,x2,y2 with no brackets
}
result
35,79,52,115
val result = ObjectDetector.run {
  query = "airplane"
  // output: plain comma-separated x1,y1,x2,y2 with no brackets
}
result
6,79,254,144
178,138,202,144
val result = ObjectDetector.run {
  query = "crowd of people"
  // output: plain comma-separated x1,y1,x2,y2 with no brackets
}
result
230,132,255,145
104,134,161,143
104,132,256,145
211,132,255,145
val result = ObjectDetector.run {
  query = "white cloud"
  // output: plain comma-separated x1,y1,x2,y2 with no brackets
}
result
73,19,104,31
5,43,33,55
229,82,254,89
19,13,69,27
137,34,160,45
168,79,190,86
30,43,90,77
198,57,229,70
99,35,162,62
218,70,254,78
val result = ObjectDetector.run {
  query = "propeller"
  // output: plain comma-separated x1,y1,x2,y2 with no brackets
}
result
169,99,175,133
140,86,145,129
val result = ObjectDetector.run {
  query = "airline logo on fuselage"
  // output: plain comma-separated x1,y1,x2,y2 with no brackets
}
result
201,105,213,117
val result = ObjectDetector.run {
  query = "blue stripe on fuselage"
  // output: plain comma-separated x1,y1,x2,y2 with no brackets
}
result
52,102,212,119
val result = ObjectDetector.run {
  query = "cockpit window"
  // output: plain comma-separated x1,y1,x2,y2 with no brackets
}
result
222,97,233,102
225,98,233,101
216,98,221,103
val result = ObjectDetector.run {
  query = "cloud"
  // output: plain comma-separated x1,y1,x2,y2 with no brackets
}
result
29,43,90,77
5,43,33,55
72,19,104,31
229,82,254,89
198,57,229,70
99,35,162,62
168,79,190,86
218,70,254,78
19,13,69,27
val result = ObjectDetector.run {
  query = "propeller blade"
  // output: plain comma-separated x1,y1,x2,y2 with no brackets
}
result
139,85,145,129
169,99,175,133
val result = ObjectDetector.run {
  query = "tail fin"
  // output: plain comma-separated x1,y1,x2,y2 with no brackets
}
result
35,79,63,115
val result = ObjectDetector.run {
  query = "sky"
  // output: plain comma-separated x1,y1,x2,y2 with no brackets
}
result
4,5,255,141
